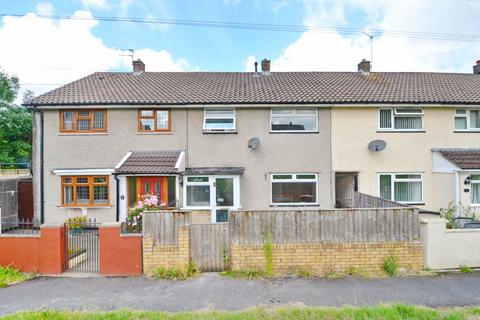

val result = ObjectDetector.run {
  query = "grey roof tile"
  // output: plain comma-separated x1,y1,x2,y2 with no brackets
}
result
115,150,182,174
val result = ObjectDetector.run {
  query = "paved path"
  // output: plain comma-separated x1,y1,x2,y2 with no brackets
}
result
1,272,480,315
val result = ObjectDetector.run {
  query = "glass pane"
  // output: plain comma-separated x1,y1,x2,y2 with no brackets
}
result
271,109,293,115
156,110,169,129
272,174,293,180
64,186,74,204
379,175,392,200
395,174,422,180
471,175,480,181
216,178,234,206
455,109,467,115
187,177,209,183
470,110,480,129
93,177,106,183
187,185,210,206
455,117,467,130
379,109,392,128
77,111,89,117
296,109,316,115
62,112,74,130
271,116,316,131
144,181,151,194
77,177,88,184
296,174,316,180
216,209,229,223
76,186,90,205
77,119,91,131
93,111,105,130
394,116,422,129
204,118,234,129
272,182,316,203
93,186,108,204
394,181,422,202
472,184,480,204
63,177,73,184
168,176,176,207
154,181,161,197
140,119,155,131
141,110,154,117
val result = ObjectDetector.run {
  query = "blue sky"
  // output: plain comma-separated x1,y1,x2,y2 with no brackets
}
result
0,0,479,98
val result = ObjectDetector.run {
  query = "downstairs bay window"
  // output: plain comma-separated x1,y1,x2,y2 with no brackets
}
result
271,173,318,205
62,176,109,206
379,173,423,204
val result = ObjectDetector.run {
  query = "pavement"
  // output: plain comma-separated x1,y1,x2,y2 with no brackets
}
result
1,272,480,316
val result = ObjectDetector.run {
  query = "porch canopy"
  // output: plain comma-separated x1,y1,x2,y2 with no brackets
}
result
437,148,480,170
115,150,185,175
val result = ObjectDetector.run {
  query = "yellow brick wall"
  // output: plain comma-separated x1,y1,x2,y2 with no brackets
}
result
143,226,190,275
230,242,423,276
190,210,211,224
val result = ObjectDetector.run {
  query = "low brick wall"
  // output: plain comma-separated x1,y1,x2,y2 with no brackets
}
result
230,242,423,275
0,225,65,274
190,210,211,224
143,226,189,275
99,224,142,276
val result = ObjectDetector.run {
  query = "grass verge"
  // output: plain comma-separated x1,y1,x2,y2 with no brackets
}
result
2,305,480,320
0,266,33,288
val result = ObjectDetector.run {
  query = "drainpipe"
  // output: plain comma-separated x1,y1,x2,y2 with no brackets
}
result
454,170,460,217
114,174,120,222
36,107,45,224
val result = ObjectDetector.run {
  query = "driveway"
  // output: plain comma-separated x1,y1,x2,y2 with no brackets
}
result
1,272,480,316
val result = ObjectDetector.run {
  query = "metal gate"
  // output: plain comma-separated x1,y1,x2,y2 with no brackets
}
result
64,218,99,273
189,223,230,272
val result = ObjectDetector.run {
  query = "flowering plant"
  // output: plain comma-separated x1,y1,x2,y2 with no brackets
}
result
126,194,166,230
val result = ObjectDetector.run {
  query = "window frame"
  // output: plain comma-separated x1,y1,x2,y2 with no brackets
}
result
270,108,318,133
470,175,480,205
59,110,107,133
378,108,424,131
137,109,171,132
61,175,110,207
454,109,480,132
270,173,319,206
378,173,424,204
203,108,236,133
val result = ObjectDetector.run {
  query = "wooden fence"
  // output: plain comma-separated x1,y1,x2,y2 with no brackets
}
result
142,211,189,245
353,192,408,208
229,208,419,245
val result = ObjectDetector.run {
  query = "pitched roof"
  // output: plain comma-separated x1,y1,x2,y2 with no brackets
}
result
27,71,480,106
437,148,480,170
115,150,182,174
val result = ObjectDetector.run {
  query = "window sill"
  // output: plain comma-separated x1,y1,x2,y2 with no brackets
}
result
58,132,108,136
376,130,425,133
137,131,173,135
454,130,480,133
59,205,112,209
269,131,319,134
203,131,237,134
398,202,425,206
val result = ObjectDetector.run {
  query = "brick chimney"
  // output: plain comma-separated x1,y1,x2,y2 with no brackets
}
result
261,58,271,73
132,59,145,72
474,60,480,75
358,59,371,74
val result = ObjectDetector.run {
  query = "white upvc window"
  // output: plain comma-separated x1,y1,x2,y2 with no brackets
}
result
378,173,423,204
471,175,480,205
270,108,318,132
203,108,236,132
270,173,318,206
454,109,480,131
379,108,424,131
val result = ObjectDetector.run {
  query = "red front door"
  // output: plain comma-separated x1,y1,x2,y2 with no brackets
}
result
140,177,163,199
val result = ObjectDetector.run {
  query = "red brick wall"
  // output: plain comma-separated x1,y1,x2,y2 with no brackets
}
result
99,224,142,276
0,225,65,274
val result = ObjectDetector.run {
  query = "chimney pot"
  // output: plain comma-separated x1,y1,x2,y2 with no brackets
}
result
474,60,480,74
358,59,371,74
261,58,271,73
254,61,258,73
132,59,145,72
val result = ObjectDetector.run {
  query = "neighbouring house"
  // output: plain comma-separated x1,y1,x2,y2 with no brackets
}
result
24,58,480,224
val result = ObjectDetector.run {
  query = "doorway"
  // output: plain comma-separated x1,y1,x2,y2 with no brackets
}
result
335,172,358,208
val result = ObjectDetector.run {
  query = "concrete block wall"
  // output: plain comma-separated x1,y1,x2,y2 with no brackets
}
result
230,242,423,275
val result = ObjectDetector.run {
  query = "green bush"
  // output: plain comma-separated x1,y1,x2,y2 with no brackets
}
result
153,260,199,280
0,266,32,288
382,251,399,277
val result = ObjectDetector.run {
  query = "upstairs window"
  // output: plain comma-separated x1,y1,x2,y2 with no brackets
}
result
271,108,317,132
62,176,109,207
455,109,480,131
379,108,423,131
60,110,107,132
271,173,318,205
379,173,423,204
138,109,171,132
203,108,236,132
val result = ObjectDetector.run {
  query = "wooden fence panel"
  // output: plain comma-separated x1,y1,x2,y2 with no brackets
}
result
229,208,419,245
190,223,229,272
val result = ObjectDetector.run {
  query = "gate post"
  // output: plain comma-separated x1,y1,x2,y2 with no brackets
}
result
38,223,66,274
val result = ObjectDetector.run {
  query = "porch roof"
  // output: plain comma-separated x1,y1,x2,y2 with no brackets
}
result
183,167,245,175
115,150,183,174
434,148,480,170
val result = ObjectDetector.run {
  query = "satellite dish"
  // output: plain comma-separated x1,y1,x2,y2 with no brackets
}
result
368,139,387,152
248,137,261,151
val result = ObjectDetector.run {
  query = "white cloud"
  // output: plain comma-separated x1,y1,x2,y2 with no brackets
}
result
81,0,109,10
36,2,54,15
0,10,190,101
118,0,132,17
271,0,480,73
243,55,257,72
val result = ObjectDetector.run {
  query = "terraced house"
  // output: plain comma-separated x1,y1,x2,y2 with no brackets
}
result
25,58,480,223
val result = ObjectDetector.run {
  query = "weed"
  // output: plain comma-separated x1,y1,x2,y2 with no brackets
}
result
382,250,399,277
346,266,370,278
219,269,265,280
153,260,199,281
264,232,273,277
459,264,473,273
295,269,312,278
0,266,33,288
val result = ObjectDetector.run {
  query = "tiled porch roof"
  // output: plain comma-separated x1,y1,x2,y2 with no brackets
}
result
115,150,182,174
435,148,480,170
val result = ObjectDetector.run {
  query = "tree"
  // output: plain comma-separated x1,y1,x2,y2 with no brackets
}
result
0,70,32,165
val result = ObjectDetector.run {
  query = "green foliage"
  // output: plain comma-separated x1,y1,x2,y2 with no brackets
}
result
346,266,370,278
440,202,478,228
0,70,19,108
67,216,87,231
219,269,265,280
153,260,199,281
264,232,273,277
221,245,230,266
295,269,312,278
459,264,473,273
382,250,399,277
0,266,32,288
